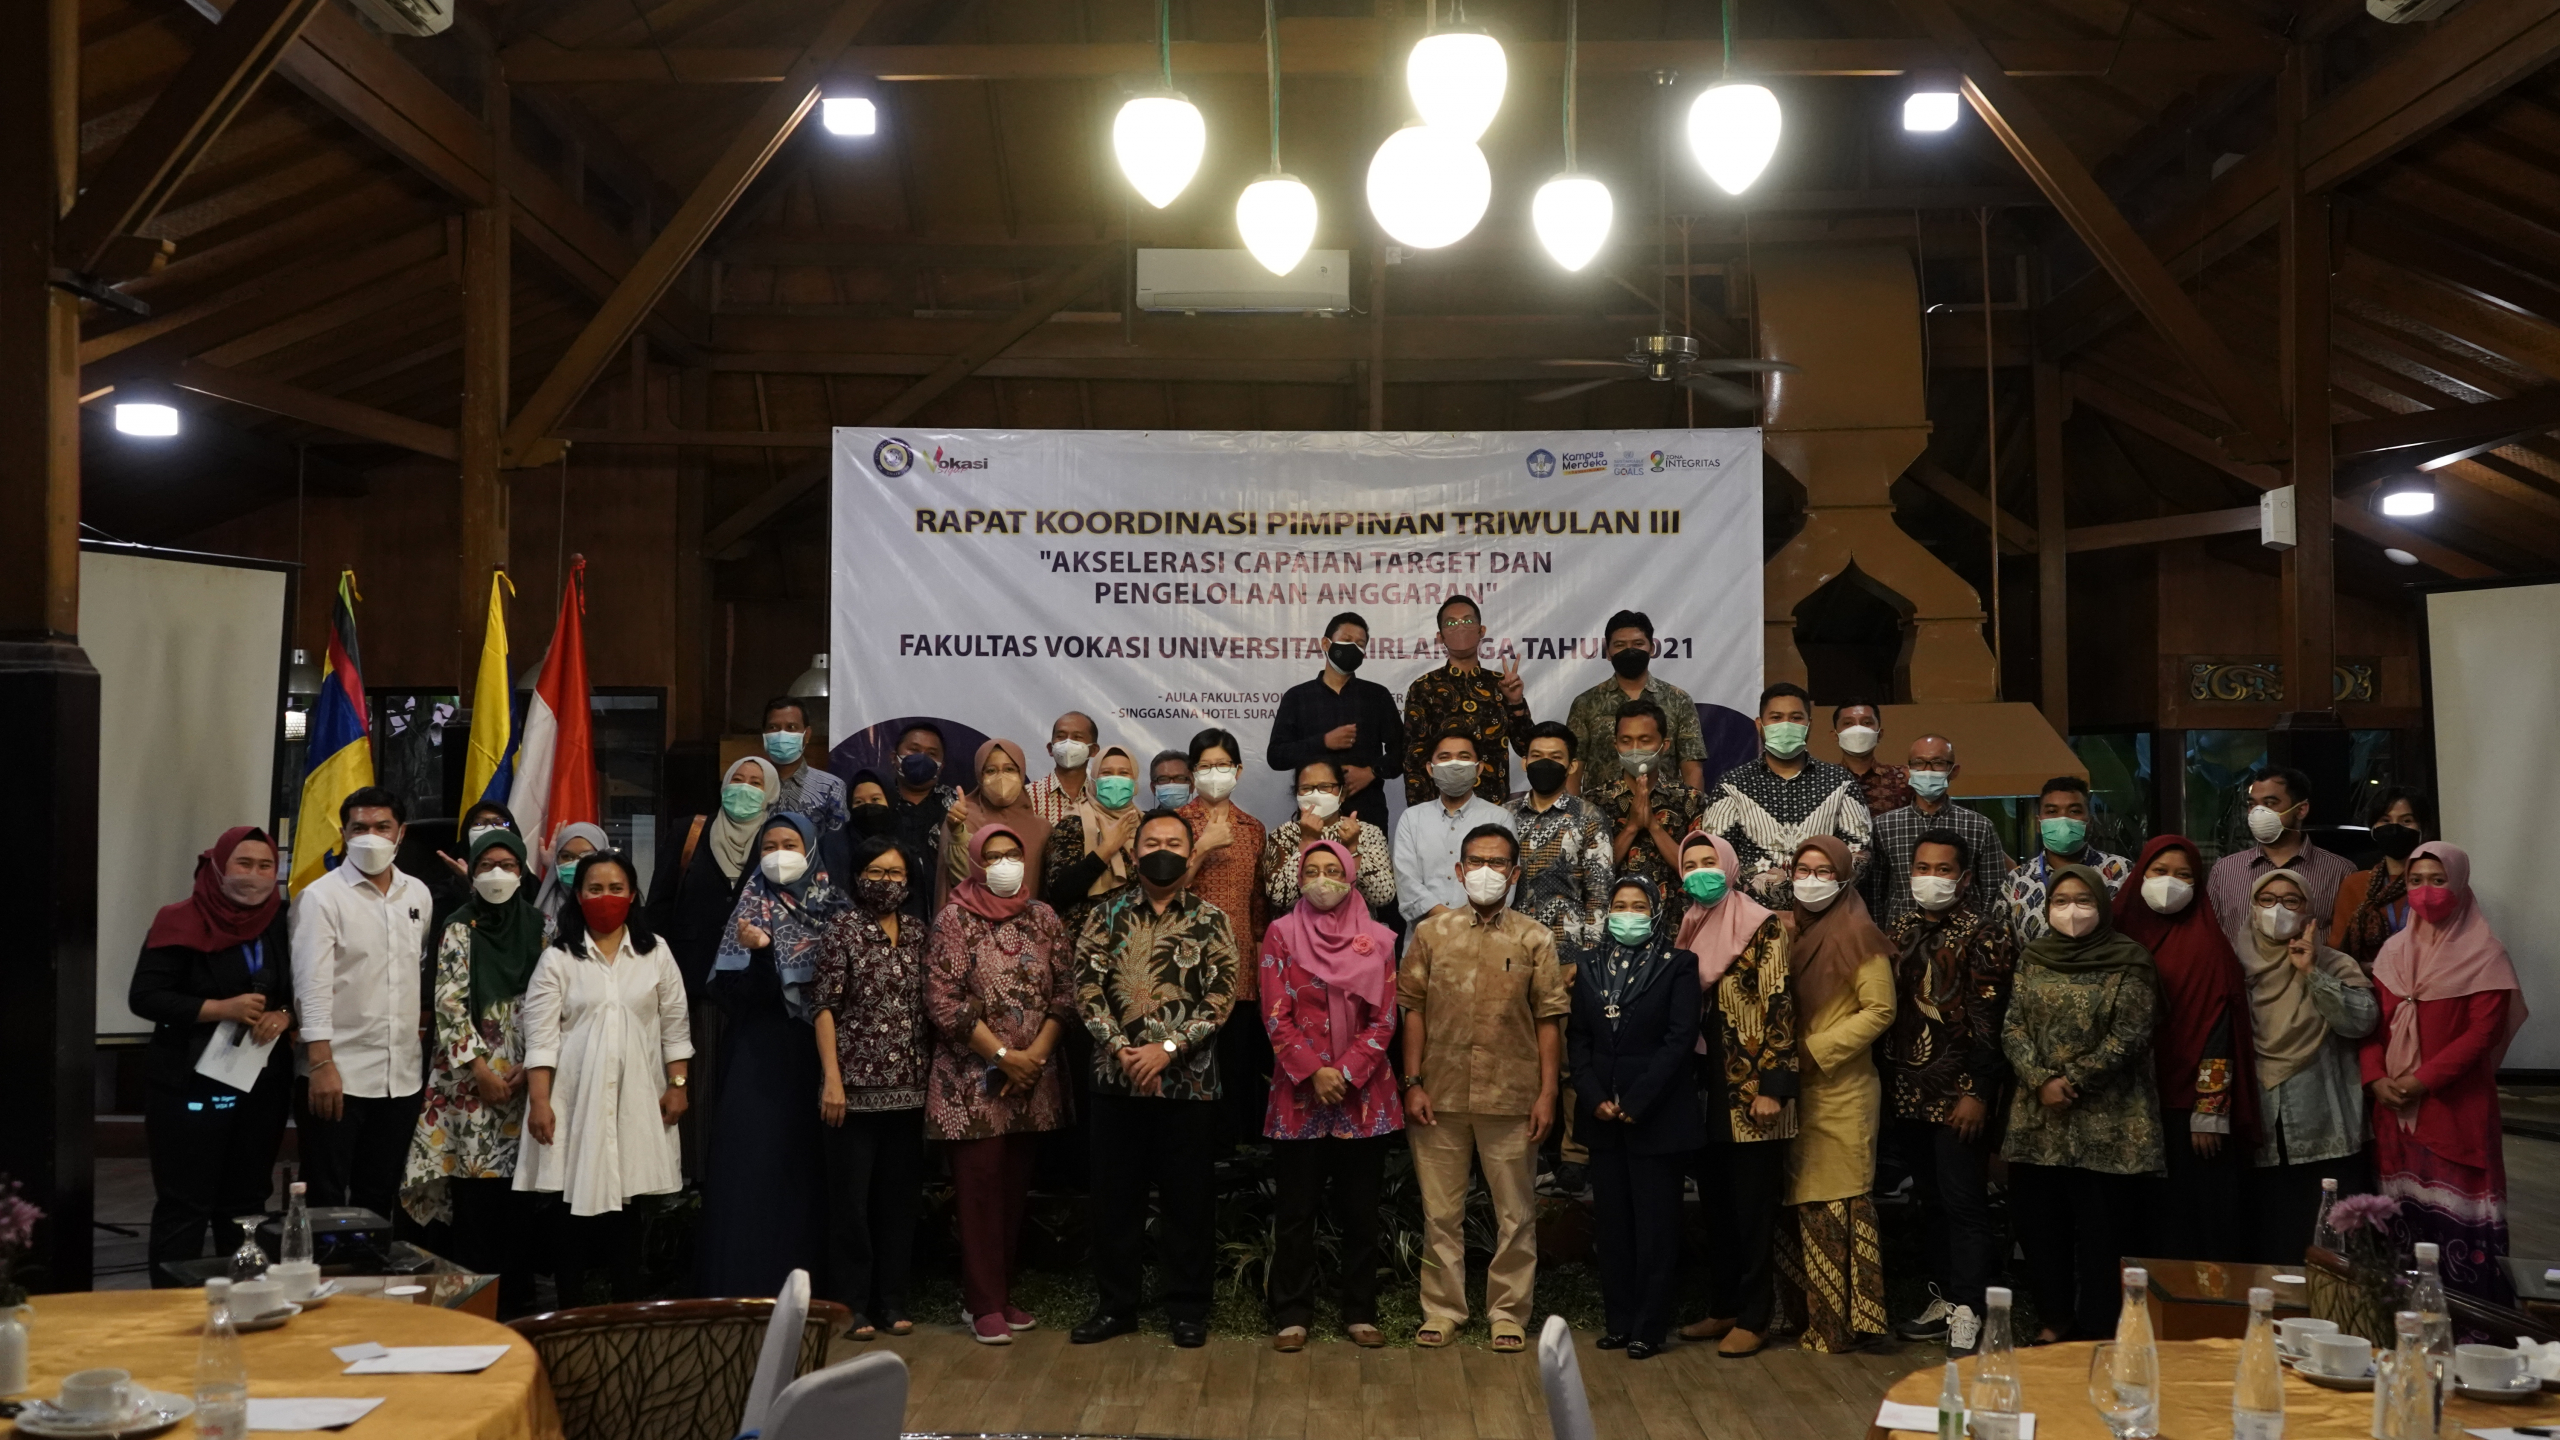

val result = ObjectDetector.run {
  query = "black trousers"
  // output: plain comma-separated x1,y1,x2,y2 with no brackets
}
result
144,1068,291,1285
448,1178,536,1314
1216,1010,1274,1151
2154,1111,2252,1263
2255,1154,2366,1265
1592,1147,1686,1346
558,1207,643,1304
819,1108,924,1321
1267,1135,1388,1330
1088,1091,1217,1323
2010,1163,2143,1340
1886,1117,1999,1313
1698,1139,1786,1332
297,1085,424,1226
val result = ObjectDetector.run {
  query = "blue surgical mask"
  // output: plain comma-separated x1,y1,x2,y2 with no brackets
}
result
1607,911,1654,945
763,730,805,764
1155,782,1194,810
1910,769,1951,800
2039,816,2088,855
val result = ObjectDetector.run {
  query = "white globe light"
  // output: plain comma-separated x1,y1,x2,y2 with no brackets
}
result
1236,174,1319,276
1686,82,1782,195
1407,30,1506,142
1365,125,1491,250
820,97,876,136
2380,490,2436,517
1903,91,1959,132
1532,173,1612,271
1112,93,1206,209
114,401,180,437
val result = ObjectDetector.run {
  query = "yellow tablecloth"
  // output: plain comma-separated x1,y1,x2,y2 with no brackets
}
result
11,1290,560,1440
1880,1339,2560,1440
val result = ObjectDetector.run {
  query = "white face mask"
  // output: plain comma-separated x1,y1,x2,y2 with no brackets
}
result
1300,790,1341,821
2049,900,2100,938
984,857,1026,897
1193,765,1238,801
1910,875,1960,912
466,824,502,845
345,833,397,876
1617,746,1660,776
1050,739,1090,771
1462,864,1511,907
472,869,521,904
760,849,809,886
1792,875,1841,910
1430,759,1479,798
1302,876,1352,911
2247,803,2291,845
1836,725,1881,756
2255,903,2305,940
2141,875,2194,915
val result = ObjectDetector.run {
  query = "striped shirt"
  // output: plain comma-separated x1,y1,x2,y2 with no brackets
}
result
1861,802,2012,929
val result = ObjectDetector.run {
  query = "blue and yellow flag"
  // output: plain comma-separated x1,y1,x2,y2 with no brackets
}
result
289,572,374,896
459,569,517,833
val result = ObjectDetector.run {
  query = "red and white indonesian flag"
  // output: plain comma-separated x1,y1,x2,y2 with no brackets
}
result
513,555,598,860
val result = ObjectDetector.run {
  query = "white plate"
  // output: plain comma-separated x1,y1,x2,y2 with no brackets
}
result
229,1300,302,1333
2456,1375,2544,1404
13,1390,196,1438
2285,1356,2376,1392
286,1280,339,1309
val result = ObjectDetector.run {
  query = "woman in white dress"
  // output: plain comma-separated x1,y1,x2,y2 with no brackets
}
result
518,849,693,1302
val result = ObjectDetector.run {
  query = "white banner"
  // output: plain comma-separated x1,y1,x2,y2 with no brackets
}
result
829,428,1763,821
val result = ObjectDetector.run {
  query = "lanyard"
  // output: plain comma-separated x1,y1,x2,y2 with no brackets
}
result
242,938,265,977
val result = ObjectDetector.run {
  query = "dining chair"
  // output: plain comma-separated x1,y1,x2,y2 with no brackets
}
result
739,1269,812,1440
763,1351,909,1440
510,1287,846,1440
1537,1314,1598,1440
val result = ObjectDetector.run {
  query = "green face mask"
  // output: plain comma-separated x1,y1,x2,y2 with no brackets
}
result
2039,816,2088,855
1094,774,1136,810
1606,911,1654,945
720,782,766,820
1764,720,1810,758
555,860,580,889
1683,868,1728,905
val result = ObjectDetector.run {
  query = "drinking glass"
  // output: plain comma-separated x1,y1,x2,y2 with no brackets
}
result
227,1216,269,1282
2087,1342,2159,1440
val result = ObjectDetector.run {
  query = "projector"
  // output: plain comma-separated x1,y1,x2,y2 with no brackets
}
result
254,1206,428,1273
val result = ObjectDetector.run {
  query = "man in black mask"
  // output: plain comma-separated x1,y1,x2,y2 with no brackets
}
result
888,721,957,925
1266,611,1405,831
1564,609,1706,793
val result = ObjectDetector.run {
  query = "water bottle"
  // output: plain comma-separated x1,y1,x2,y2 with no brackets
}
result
1937,1360,1966,1440
2234,1286,2286,1440
2310,1178,2343,1257
2115,1266,2160,1438
1970,1287,2024,1440
2384,1311,2430,1440
196,1279,249,1440
282,1181,312,1267
2410,1244,2454,1437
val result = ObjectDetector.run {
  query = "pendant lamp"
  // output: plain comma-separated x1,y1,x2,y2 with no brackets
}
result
1406,26,1506,142
1686,1,1780,196
1113,2,1204,208
1236,0,1318,275
1531,0,1610,270
1367,124,1490,250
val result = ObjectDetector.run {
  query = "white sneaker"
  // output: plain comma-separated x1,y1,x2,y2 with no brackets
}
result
1945,1304,1981,1353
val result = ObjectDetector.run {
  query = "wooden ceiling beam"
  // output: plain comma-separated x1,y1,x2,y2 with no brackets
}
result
1895,0,2288,458
1904,457,2036,553
500,33,2282,85
499,0,890,468
2336,389,2560,460
2043,0,2560,355
2066,506,2262,552
78,221,446,375
58,0,331,274
192,258,454,369
171,358,457,458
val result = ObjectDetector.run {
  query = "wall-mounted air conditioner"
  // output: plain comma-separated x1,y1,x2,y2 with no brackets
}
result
1135,248,1351,315
2367,0,2463,21
342,0,452,37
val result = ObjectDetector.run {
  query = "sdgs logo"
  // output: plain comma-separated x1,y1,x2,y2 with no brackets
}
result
1525,449,1557,479
874,438,917,476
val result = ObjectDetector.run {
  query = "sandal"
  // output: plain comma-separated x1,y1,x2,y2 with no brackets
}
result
1491,1327,1527,1353
1680,1316,1736,1342
1415,1326,1452,1348
886,1315,914,1337
1717,1327,1766,1359
846,1314,878,1342
1274,1326,1308,1353
1346,1323,1385,1348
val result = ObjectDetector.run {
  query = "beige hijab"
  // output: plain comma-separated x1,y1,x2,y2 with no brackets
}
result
1068,744,1138,894
2243,867,2371,1090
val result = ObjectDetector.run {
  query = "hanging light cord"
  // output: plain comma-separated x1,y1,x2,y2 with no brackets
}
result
1980,206,2003,689
1561,0,1578,171
1265,0,1281,173
1722,0,1735,79
1157,0,1171,88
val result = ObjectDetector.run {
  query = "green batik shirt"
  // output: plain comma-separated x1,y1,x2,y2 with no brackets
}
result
1075,886,1238,1102
1564,673,1707,793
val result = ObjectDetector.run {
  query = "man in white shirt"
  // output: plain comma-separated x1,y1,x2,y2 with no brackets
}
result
1393,730,1516,923
292,786,433,1224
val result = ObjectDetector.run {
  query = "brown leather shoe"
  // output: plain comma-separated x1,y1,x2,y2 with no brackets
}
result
1680,1316,1736,1342
1718,1327,1766,1358
1346,1324,1385,1348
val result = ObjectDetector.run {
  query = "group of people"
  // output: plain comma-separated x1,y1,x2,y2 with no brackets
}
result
125,596,2527,1364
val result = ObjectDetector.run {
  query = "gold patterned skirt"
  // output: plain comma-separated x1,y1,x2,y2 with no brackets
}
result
1773,1195,1887,1352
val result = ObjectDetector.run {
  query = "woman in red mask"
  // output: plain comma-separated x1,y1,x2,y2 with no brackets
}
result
517,849,695,1302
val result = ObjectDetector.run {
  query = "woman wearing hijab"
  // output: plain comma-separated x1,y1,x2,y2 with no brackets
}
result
400,828,541,1311
1671,832,1795,1358
1770,835,1897,1354
129,827,293,1282
2239,867,2376,1263
813,832,931,1336
649,756,778,992
2114,835,2258,1264
1043,744,1141,938
2001,865,2162,1342
537,820,613,936
942,740,1051,908
2333,788,2429,969
2363,842,2527,1305
697,813,837,1302
429,801,522,931
1568,876,1703,1360
927,824,1075,1346
1258,840,1403,1353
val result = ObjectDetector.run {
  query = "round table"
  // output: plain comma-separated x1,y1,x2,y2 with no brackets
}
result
1878,1338,2560,1440
10,1290,560,1440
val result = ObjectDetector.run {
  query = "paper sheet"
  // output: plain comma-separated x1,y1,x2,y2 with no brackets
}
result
340,1345,510,1375
1876,1400,2039,1439
247,1398,386,1431
2466,1429,2557,1440
329,1343,389,1363
194,1020,280,1093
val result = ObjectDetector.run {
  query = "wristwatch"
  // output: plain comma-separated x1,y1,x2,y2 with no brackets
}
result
995,1046,1010,1061
1161,1039,1179,1057
669,1074,687,1088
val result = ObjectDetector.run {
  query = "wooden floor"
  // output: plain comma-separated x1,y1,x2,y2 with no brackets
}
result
846,1323,1938,1440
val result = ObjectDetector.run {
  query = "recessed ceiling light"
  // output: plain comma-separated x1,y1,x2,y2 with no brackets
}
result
1903,92,1960,132
2382,548,2421,566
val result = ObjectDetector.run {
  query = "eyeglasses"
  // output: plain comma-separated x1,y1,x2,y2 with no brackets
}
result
2255,895,2307,911
1790,866,1838,881
1439,617,1483,631
1298,784,1341,795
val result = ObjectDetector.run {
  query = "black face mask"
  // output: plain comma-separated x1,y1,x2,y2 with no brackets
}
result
853,877,907,914
897,752,940,787
2373,823,2423,861
1525,759,1569,794
1610,647,1650,680
848,803,896,838
1328,642,1365,674
1137,849,1188,887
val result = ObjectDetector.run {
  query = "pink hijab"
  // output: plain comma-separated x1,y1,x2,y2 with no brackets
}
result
1262,840,1396,1053
2372,842,2526,1125
949,823,1032,924
1674,831,1774,990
